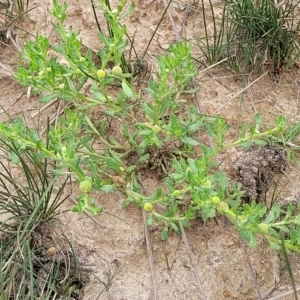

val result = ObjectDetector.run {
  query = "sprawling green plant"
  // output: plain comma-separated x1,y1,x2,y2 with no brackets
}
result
3,0,300,254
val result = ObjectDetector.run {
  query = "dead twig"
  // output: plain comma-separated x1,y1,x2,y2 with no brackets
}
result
143,209,159,300
211,71,268,115
179,221,206,300
266,286,300,300
162,0,180,41
241,239,262,300
137,172,159,300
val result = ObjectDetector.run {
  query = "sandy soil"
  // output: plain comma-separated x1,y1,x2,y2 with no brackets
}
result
1,0,300,299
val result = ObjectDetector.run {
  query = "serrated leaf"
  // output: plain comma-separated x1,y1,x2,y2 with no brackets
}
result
201,207,216,222
284,204,294,220
186,121,203,133
141,103,156,121
106,157,122,172
91,90,105,101
185,208,195,220
120,1,135,19
126,165,136,173
109,136,122,147
138,153,150,164
100,184,116,193
276,115,286,127
66,77,77,93
211,172,228,190
187,158,198,173
168,173,185,181
265,204,281,224
181,136,199,146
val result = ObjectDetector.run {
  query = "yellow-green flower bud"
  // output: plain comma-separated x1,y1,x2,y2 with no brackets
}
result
112,65,123,77
79,180,92,193
97,69,106,78
144,202,153,212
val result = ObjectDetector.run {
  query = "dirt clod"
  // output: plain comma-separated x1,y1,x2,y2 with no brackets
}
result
232,144,287,201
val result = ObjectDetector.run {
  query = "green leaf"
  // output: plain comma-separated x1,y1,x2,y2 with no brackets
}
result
39,92,60,103
265,204,281,224
185,208,195,220
100,185,116,193
161,226,169,240
249,232,257,247
52,169,71,176
269,240,280,250
9,152,20,164
186,121,203,133
181,136,199,146
66,76,77,93
254,114,262,133
146,214,153,226
90,90,105,101
184,88,198,93
85,114,100,136
269,227,280,239
141,103,157,121
106,157,123,173
210,172,228,190
201,207,216,222
104,110,117,117
240,141,253,148
120,1,135,19
241,122,247,138
109,136,122,147
126,165,136,173
72,206,82,213
137,153,150,164
122,79,134,99
139,129,152,136
276,225,290,233
170,222,180,233
122,199,130,209
154,188,162,200
276,115,286,127
284,204,294,220
254,139,267,146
